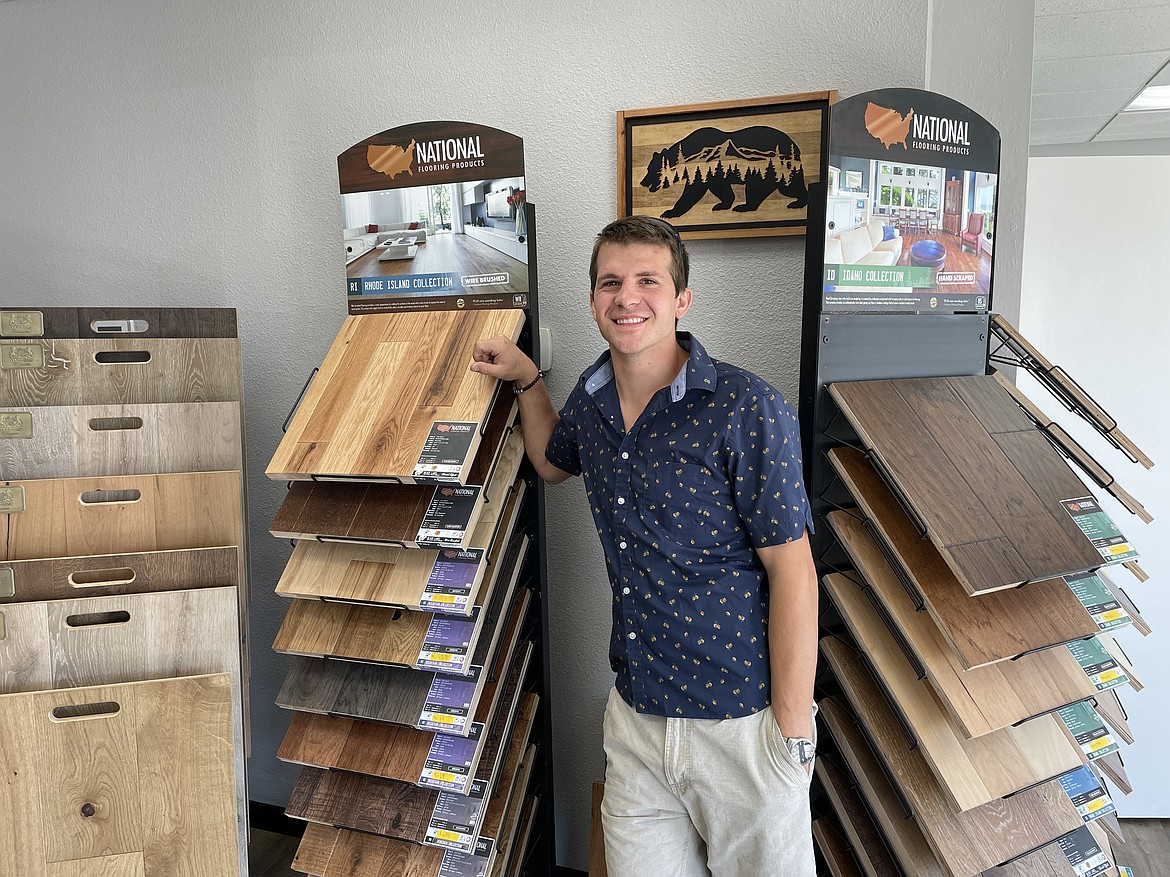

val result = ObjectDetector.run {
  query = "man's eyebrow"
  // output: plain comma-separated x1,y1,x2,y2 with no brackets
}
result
596,269,666,279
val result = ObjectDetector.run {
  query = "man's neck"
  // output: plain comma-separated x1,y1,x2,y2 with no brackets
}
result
610,338,688,430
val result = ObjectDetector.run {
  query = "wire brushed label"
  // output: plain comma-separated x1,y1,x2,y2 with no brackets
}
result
0,311,44,337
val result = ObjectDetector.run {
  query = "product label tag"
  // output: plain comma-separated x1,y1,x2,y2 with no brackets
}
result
1062,496,1140,564
414,422,479,481
1059,825,1112,876
418,722,483,794
417,485,481,547
1059,764,1116,823
1068,637,1128,691
0,312,44,338
1118,867,1135,877
420,549,484,614
425,791,485,852
437,847,491,877
0,412,32,439
419,675,477,734
0,344,44,370
1057,702,1119,761
0,568,13,598
1066,571,1132,632
0,485,26,514
418,615,477,674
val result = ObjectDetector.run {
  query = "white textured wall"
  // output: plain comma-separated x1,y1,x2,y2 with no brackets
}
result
1021,156,1170,816
0,0,931,867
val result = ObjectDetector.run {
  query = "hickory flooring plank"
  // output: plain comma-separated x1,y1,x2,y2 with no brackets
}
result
0,337,243,406
829,377,1102,593
817,756,905,877
819,627,1083,812
0,674,239,876
828,447,1098,667
270,432,523,549
813,816,867,877
276,479,526,612
293,822,443,877
827,510,1097,738
0,402,242,479
277,587,529,734
818,694,1083,877
0,546,239,604
2,470,242,562
1,307,238,338
268,309,525,482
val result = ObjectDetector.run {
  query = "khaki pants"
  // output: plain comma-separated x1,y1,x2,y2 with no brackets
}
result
601,687,816,877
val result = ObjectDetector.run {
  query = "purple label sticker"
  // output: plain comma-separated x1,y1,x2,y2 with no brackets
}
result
420,675,477,733
418,615,478,673
420,726,483,794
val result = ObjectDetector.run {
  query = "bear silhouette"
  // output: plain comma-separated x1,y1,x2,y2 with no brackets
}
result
639,125,808,218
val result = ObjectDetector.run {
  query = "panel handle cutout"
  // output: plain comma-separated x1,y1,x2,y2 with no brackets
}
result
79,489,141,505
50,701,122,721
65,610,132,628
68,567,136,588
91,319,149,334
88,416,144,432
94,350,151,364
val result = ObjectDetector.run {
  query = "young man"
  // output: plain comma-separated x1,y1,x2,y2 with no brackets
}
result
471,216,818,876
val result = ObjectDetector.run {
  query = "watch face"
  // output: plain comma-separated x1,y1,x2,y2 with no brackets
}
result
787,737,816,765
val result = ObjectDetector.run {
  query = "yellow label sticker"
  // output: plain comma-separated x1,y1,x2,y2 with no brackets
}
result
430,771,456,783
1099,609,1124,622
1098,669,1120,683
431,714,455,725
1108,544,1134,556
433,829,462,842
1086,797,1106,813
427,653,454,662
1088,737,1112,752
429,594,457,603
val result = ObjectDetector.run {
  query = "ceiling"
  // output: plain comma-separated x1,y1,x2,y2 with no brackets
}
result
1032,0,1170,152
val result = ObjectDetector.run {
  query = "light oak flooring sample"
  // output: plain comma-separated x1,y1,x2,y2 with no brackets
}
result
2,470,242,561
275,479,526,611
270,431,523,549
0,546,238,604
267,309,524,482
828,446,1098,667
826,511,1097,738
828,376,1103,594
1,307,238,338
277,588,529,733
817,756,905,877
0,337,243,406
819,695,1082,877
0,402,242,479
0,674,239,876
812,816,867,877
819,631,1083,812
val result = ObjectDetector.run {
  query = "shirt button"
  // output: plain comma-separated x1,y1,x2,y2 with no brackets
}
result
619,541,627,550
617,497,626,505
628,632,636,640
622,587,631,595
621,452,629,460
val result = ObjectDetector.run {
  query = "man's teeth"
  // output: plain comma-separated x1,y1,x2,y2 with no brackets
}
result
616,317,647,324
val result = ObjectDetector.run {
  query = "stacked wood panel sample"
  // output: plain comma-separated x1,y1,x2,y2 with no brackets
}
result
828,376,1104,594
267,309,525,482
827,447,1098,667
811,814,867,877
1,306,238,338
816,756,906,877
0,673,238,877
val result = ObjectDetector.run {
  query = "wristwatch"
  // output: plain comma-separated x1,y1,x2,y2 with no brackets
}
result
785,736,816,767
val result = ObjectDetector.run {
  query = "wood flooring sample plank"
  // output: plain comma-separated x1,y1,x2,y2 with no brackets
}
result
3,470,242,561
828,447,1098,667
1,307,238,338
817,683,1083,877
292,821,444,876
1094,690,1133,745
0,546,238,604
817,756,906,877
0,337,243,407
829,377,1103,593
0,402,242,479
812,816,866,877
0,674,239,876
268,309,525,482
827,511,1097,738
819,627,1083,812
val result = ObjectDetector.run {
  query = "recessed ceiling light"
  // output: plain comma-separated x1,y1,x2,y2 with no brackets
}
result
1123,85,1170,112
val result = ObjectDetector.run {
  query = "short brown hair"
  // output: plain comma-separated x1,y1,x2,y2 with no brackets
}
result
589,216,689,294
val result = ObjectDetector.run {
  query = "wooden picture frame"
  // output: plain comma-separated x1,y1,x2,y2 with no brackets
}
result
617,91,837,240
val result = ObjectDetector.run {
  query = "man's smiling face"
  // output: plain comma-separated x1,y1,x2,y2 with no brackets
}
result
589,241,691,363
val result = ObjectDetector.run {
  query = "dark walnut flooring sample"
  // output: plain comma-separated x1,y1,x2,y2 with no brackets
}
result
1,307,237,338
828,446,1098,667
828,375,1103,594
816,756,906,877
0,546,238,604
817,686,1083,877
0,337,243,406
267,309,524,482
812,816,866,877
825,510,1097,739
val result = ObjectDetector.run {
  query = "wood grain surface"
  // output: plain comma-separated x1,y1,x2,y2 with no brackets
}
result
1101,572,1151,636
0,402,242,479
819,694,1083,877
0,674,239,876
276,587,529,733
501,795,538,877
1098,751,1132,796
270,432,523,548
819,629,1083,812
978,824,1117,877
826,511,1097,738
0,338,243,407
812,815,867,877
1095,690,1134,745
267,309,525,482
828,447,1098,667
0,546,238,604
1,307,238,338
816,756,905,877
2,470,242,561
589,781,607,877
275,480,526,610
828,376,1103,593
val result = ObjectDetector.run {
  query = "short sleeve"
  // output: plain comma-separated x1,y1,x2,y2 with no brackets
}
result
545,393,583,477
727,384,813,548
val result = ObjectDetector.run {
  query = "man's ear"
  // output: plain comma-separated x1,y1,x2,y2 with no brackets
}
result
675,286,693,319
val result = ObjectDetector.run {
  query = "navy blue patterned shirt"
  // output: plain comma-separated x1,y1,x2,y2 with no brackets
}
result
546,333,813,719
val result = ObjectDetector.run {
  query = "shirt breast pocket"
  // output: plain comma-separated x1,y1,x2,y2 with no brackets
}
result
639,454,736,542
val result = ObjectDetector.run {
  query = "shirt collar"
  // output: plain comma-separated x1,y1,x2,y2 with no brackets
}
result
582,332,719,402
